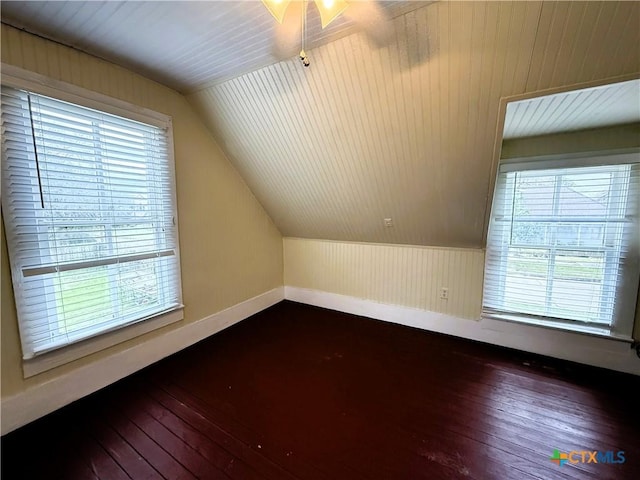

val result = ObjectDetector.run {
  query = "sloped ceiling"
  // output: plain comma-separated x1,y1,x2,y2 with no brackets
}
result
3,2,640,248
188,1,640,247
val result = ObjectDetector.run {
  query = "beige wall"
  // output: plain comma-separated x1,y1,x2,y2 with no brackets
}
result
284,238,484,320
501,123,640,159
1,26,283,398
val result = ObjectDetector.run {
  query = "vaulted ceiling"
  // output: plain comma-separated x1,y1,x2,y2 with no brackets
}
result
2,1,639,248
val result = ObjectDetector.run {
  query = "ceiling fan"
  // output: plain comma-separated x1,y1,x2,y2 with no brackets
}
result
261,0,397,67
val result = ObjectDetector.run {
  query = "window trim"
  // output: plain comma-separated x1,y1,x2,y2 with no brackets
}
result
1,64,184,376
480,311,635,343
500,149,640,172
22,309,184,378
482,149,640,339
1,64,170,129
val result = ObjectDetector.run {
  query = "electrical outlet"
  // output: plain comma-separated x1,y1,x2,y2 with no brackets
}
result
384,218,393,227
440,287,449,300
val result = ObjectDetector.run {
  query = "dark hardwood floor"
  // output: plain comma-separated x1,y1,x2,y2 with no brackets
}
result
2,301,639,479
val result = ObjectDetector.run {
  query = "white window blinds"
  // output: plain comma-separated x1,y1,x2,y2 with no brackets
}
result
1,87,182,359
483,159,639,336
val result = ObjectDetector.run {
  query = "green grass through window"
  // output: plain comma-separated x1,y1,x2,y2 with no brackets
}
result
55,268,112,331
509,256,603,280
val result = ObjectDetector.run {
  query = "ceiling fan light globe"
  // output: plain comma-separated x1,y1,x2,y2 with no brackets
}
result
262,0,292,24
314,0,349,28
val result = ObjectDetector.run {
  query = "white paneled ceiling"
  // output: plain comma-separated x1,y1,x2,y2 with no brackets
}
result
504,79,640,139
0,1,424,91
188,1,640,247
2,1,639,248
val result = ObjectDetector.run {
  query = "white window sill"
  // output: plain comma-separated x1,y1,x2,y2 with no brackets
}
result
481,312,634,343
22,307,184,378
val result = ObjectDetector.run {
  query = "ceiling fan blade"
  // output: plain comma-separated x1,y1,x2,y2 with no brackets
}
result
343,1,395,48
272,1,303,60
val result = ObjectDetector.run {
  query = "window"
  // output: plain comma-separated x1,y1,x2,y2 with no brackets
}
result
483,155,639,337
1,86,182,360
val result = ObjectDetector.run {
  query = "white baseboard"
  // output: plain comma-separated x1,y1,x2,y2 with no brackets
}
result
285,287,640,376
1,287,284,436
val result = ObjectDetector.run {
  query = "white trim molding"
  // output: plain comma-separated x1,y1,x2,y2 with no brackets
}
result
22,307,185,378
1,63,171,127
1,287,284,436
285,287,640,376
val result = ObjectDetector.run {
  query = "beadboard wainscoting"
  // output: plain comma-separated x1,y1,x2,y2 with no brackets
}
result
284,237,485,320
284,238,640,375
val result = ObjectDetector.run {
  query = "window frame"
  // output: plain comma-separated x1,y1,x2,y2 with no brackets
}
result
1,64,184,377
482,149,640,340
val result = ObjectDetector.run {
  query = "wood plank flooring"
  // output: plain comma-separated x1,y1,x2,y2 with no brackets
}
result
2,301,639,479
